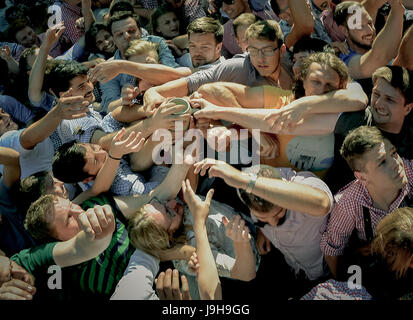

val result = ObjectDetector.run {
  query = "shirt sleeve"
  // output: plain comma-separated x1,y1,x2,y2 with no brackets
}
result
10,242,57,275
110,249,160,300
99,76,122,114
320,195,357,256
0,95,35,125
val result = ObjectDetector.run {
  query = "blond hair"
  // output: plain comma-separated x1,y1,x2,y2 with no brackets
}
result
371,207,413,279
124,39,159,61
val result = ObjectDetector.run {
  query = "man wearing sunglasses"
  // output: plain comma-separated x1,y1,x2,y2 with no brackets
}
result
144,20,293,111
192,159,333,300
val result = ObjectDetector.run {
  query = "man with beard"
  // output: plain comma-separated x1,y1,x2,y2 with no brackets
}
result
334,0,405,81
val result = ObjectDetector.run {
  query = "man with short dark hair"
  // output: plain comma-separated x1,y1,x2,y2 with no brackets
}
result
320,125,413,278
192,159,333,299
144,20,293,110
334,0,404,81
176,17,225,69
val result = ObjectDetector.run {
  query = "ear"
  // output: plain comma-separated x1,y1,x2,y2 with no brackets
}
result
280,44,287,58
216,42,223,54
404,102,413,116
338,25,348,39
354,170,367,185
82,176,94,184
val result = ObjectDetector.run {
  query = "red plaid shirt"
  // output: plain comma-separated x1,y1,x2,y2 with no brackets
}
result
55,1,82,45
320,159,413,256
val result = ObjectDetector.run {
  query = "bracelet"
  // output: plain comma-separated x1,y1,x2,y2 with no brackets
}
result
245,173,257,193
108,153,122,161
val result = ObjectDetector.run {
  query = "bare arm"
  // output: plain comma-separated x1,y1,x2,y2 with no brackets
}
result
143,78,189,111
393,25,413,70
28,26,65,104
53,205,115,267
362,0,388,24
0,147,20,187
348,0,405,79
89,60,191,86
194,160,332,217
182,182,222,300
198,82,265,108
223,216,256,282
20,90,89,150
285,0,315,49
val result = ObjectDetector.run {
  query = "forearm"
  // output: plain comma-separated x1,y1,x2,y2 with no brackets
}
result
209,107,273,132
53,231,111,267
19,108,61,149
117,61,191,85
285,0,314,48
82,3,95,31
107,98,123,113
110,105,148,123
129,139,159,172
89,157,120,195
362,0,387,23
0,147,21,187
152,162,191,202
370,6,404,64
230,242,256,281
145,79,189,101
292,84,368,114
249,177,331,216
28,44,50,103
194,223,222,300
325,255,338,279
158,244,195,261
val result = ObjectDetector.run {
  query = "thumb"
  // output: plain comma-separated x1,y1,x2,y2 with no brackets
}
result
205,188,214,205
61,88,73,98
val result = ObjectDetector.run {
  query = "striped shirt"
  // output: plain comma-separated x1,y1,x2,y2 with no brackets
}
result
75,194,134,297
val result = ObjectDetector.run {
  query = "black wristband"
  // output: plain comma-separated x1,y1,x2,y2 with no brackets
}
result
108,153,122,161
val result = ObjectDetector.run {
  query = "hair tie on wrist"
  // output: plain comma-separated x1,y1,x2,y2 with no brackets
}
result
108,153,122,161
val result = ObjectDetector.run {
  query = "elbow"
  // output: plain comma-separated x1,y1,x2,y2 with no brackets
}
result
319,196,332,216
237,272,256,282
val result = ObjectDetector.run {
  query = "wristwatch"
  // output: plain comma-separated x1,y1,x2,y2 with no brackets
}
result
245,173,258,193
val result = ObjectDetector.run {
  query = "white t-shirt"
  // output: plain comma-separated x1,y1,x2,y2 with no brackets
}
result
0,129,54,179
110,248,160,300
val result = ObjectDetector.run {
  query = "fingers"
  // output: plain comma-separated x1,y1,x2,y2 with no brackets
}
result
86,207,103,235
113,127,126,142
171,269,181,299
163,269,173,299
78,211,95,239
181,275,191,300
204,188,214,206
0,279,35,300
155,272,166,300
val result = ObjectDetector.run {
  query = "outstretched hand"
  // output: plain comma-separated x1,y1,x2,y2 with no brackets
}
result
181,179,214,225
109,127,146,158
155,269,191,300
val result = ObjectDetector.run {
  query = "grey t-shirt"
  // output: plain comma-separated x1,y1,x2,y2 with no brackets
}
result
185,54,278,94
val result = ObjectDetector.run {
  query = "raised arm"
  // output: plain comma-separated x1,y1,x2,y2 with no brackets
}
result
393,24,413,70
181,180,222,300
223,215,256,282
285,0,315,49
72,129,145,204
20,89,89,150
28,25,66,104
361,0,388,24
347,0,405,79
53,204,115,267
0,147,20,187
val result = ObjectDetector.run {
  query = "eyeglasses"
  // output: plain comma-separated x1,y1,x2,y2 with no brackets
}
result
247,45,281,57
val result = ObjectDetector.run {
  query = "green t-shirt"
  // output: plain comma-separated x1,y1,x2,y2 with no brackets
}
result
11,194,134,300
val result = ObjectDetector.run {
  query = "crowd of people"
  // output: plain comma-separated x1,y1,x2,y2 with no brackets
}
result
0,0,413,301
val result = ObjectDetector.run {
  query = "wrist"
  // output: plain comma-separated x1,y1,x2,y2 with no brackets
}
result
108,152,122,160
